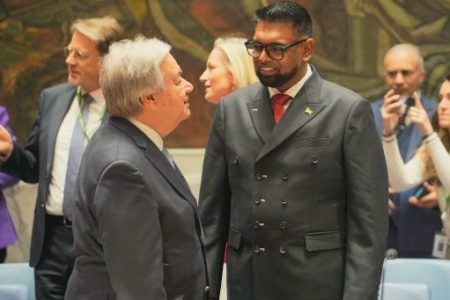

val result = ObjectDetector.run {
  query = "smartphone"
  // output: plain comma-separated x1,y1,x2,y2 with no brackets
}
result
396,96,415,131
414,179,432,199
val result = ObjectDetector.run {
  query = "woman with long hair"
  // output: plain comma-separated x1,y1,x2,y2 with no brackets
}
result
382,74,450,256
200,36,258,105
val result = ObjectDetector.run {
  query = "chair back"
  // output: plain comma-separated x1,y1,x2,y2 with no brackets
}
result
0,263,35,300
384,258,450,300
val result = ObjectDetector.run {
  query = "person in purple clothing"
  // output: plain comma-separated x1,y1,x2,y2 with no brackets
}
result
0,106,18,262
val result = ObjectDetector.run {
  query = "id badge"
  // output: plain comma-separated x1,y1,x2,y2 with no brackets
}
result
432,232,448,259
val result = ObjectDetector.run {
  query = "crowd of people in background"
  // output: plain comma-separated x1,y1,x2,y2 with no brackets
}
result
0,1,449,300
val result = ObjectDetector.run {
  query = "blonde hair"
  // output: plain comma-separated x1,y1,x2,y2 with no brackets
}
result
100,35,171,117
71,16,124,55
214,37,258,88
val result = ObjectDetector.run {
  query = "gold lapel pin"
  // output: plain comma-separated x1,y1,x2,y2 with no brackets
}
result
305,106,313,115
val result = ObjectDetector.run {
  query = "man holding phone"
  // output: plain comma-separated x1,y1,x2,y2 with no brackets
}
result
371,43,441,257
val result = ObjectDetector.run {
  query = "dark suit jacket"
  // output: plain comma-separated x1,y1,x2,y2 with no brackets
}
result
199,67,389,300
1,83,78,266
65,117,208,300
371,96,441,257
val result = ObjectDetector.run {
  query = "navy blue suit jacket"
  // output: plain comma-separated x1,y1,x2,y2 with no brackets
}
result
371,95,441,257
2,83,80,266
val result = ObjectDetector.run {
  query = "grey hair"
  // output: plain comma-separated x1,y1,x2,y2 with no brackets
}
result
100,35,171,117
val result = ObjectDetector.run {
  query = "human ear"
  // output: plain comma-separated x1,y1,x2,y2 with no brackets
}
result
302,38,315,62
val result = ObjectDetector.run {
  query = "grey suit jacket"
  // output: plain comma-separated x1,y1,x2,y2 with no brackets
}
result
65,117,209,300
199,67,389,300
1,83,78,266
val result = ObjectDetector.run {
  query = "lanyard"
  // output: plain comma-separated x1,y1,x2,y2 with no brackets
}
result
76,87,106,142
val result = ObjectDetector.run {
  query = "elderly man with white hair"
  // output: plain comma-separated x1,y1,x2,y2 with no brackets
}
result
65,35,209,300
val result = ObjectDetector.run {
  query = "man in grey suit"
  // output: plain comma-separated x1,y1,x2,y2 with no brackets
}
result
0,17,123,299
199,2,389,300
65,36,209,300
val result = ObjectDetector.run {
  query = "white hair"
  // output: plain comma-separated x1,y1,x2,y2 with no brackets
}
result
100,35,171,117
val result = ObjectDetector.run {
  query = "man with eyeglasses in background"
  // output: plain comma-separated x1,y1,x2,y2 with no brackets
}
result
371,44,440,258
0,16,123,299
199,2,388,300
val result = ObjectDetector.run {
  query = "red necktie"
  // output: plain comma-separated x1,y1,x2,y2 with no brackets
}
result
272,93,291,124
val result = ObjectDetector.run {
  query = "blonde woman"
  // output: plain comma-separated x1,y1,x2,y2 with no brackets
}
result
200,36,258,104
382,74,450,256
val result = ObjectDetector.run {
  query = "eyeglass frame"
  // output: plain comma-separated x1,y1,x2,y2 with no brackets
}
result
63,47,90,61
245,38,309,61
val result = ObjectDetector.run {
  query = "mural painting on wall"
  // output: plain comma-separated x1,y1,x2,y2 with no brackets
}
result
0,0,449,147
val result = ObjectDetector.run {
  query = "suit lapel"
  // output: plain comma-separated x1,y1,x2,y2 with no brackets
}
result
46,87,76,174
111,118,198,209
145,145,198,208
256,71,326,161
247,87,274,144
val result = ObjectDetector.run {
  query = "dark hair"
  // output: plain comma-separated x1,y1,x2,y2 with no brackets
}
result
422,74,450,183
254,1,313,37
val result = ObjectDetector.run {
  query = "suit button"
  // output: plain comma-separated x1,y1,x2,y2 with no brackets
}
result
204,286,210,293
279,221,287,230
252,220,264,229
254,246,265,254
311,155,319,164
280,246,287,254
282,174,289,181
254,198,266,205
280,198,288,205
233,156,239,164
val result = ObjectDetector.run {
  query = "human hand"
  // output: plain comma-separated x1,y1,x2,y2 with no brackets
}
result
0,125,13,160
408,181,437,208
381,89,403,136
407,92,434,137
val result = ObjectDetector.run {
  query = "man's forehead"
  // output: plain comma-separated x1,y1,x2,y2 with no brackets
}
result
253,21,296,37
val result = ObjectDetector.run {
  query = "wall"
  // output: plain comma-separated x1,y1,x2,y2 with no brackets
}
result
1,0,450,264
1,0,449,148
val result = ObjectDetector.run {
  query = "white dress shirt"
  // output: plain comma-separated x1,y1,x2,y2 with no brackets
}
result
268,64,313,111
46,88,105,215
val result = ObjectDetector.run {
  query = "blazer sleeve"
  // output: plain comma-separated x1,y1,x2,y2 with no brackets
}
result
1,93,44,183
382,135,425,191
94,161,167,300
342,99,389,300
198,102,231,299
0,107,19,188
425,132,450,190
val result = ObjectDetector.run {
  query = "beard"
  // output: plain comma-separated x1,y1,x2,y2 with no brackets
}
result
256,65,298,89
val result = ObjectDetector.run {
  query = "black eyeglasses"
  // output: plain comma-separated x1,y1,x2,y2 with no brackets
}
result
245,38,309,60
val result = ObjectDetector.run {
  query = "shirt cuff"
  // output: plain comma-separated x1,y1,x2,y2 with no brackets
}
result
423,131,438,144
382,134,396,143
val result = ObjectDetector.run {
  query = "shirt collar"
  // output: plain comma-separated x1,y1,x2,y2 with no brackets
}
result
81,88,105,105
268,64,312,99
128,118,164,151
